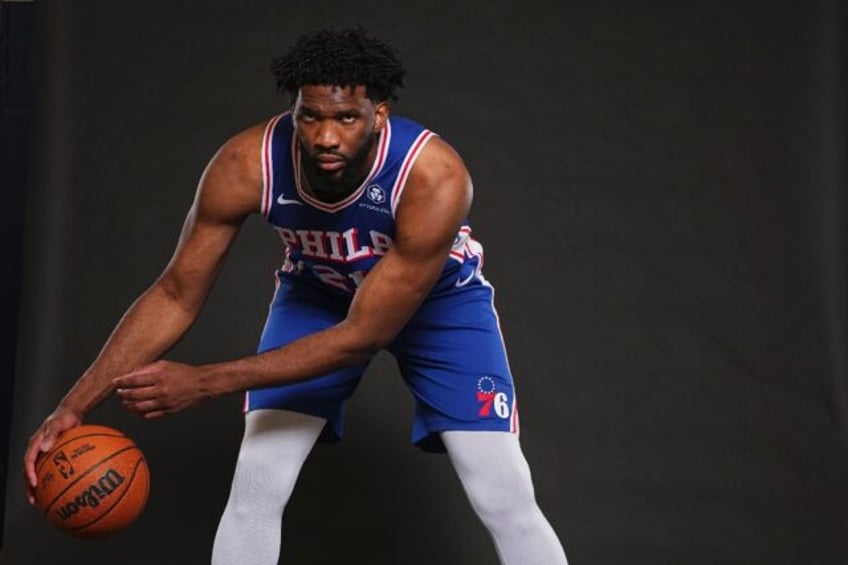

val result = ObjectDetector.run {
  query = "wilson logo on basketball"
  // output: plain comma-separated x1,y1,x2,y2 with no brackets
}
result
54,468,126,521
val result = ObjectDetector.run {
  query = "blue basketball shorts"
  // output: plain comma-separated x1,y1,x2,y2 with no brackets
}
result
244,278,519,453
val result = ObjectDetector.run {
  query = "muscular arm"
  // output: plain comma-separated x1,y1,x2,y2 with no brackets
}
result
115,136,473,416
23,123,264,493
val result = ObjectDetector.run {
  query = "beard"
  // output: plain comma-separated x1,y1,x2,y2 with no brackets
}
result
299,133,377,203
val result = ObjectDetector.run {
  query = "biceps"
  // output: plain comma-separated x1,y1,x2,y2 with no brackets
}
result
158,209,240,307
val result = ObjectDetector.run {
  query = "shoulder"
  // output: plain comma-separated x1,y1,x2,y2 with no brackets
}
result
203,117,277,188
407,134,470,193
208,120,268,180
394,133,472,226
387,114,466,180
195,119,272,218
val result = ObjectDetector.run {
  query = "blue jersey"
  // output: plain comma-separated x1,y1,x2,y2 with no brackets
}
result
250,113,518,452
259,112,486,298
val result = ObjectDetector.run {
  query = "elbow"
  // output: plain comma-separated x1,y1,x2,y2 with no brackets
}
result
340,323,395,361
156,273,204,317
351,334,386,361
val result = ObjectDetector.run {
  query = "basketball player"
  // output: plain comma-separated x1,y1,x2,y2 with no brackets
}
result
24,27,569,564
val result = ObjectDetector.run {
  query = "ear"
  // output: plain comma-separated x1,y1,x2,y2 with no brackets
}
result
373,101,390,132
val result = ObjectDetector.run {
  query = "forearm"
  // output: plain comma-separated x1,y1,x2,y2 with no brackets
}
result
195,264,435,398
199,320,376,398
58,282,200,414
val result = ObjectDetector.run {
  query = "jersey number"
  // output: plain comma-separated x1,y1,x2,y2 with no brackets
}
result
312,265,366,293
477,392,510,419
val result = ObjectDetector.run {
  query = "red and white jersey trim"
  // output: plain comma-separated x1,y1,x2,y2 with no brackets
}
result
260,112,288,218
390,129,437,217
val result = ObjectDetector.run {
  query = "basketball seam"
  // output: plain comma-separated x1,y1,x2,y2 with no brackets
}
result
67,457,149,535
34,431,126,475
42,445,138,515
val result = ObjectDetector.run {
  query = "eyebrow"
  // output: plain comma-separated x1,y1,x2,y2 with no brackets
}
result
297,106,362,118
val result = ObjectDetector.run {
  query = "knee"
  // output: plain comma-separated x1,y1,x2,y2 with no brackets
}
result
227,451,298,513
462,462,539,527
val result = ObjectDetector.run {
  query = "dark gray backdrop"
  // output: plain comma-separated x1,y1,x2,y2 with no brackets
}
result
3,1,847,564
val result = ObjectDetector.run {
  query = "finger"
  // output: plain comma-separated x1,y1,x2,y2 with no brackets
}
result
24,428,56,488
23,472,36,505
121,399,162,416
22,458,39,505
121,400,145,415
113,373,156,389
23,428,58,503
24,431,47,488
115,385,159,401
127,361,166,376
24,451,38,490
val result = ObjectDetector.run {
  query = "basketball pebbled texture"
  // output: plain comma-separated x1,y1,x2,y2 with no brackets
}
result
34,424,150,538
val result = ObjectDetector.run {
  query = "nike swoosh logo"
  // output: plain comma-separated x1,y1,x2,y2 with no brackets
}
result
277,195,303,206
455,270,476,287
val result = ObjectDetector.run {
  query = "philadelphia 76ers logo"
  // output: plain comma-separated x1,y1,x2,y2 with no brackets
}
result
477,376,510,419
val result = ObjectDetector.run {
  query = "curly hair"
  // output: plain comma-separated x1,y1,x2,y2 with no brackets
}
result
271,26,406,103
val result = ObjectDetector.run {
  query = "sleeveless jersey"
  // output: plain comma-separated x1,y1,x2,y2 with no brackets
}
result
260,113,487,298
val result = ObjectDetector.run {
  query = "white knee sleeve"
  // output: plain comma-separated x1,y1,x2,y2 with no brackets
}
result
211,409,325,565
442,431,569,565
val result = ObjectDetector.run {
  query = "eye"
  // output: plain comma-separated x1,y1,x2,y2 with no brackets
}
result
339,115,357,124
297,111,317,123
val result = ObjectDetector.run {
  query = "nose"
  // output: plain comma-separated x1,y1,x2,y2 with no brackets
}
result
314,120,340,150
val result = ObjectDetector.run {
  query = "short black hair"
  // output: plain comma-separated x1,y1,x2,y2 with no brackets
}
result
271,26,406,104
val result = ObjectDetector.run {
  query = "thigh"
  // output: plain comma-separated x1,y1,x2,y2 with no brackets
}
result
389,285,518,452
245,280,367,443
239,409,326,458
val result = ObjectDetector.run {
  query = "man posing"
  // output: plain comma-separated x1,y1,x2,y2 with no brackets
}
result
24,27,568,564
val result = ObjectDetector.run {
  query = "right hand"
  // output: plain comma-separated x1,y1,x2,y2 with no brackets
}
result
23,407,83,505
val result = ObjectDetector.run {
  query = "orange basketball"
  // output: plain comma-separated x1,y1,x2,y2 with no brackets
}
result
34,424,150,538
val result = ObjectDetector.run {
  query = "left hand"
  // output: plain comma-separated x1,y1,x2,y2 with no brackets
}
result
114,360,210,419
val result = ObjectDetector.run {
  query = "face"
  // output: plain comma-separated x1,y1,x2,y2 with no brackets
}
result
293,84,389,201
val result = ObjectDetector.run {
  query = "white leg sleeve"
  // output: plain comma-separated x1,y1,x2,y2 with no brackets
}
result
211,409,325,565
442,430,569,565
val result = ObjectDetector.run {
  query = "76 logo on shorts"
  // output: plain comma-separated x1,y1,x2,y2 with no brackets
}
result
477,376,510,419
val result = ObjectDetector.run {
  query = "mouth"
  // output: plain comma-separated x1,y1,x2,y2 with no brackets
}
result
315,154,345,172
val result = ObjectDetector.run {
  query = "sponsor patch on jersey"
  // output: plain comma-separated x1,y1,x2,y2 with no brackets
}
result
367,184,386,204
